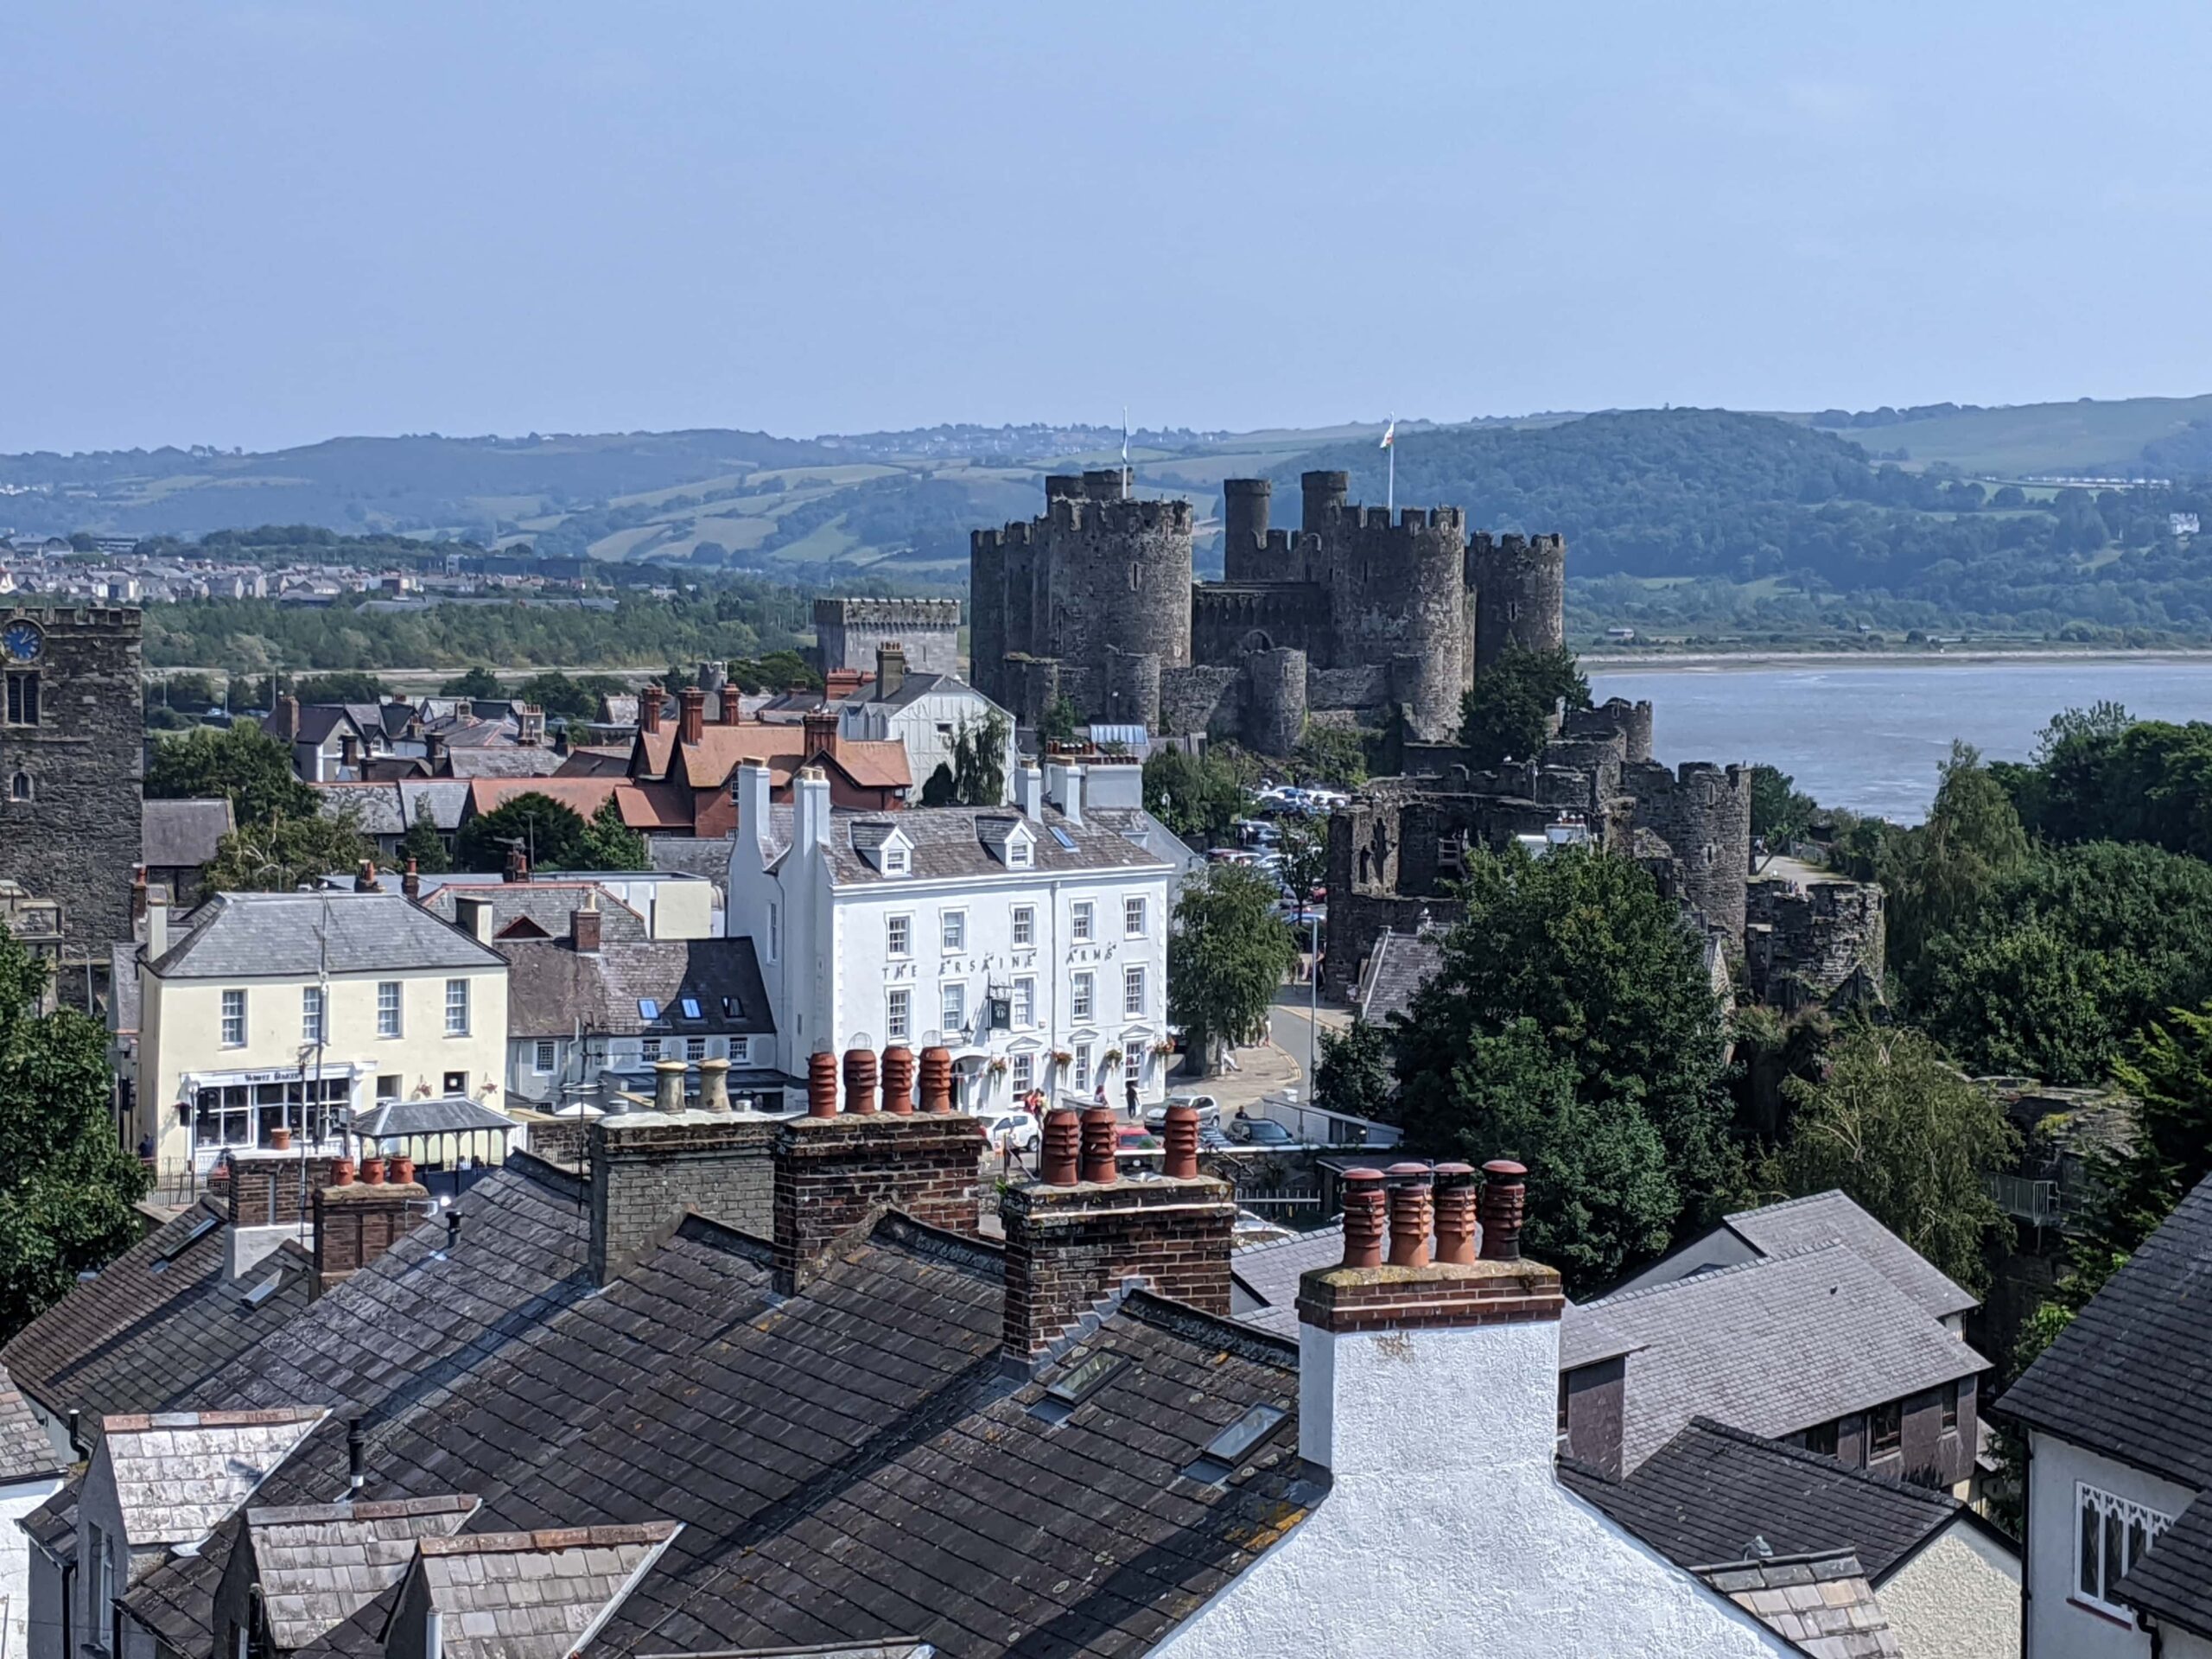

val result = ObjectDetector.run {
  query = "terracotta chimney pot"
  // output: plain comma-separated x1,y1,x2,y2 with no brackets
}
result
1479,1159,1529,1262
918,1046,954,1113
1432,1162,1478,1265
880,1046,915,1115
1078,1106,1119,1185
1339,1167,1387,1268
1040,1108,1082,1185
1161,1103,1200,1179
402,857,422,900
639,684,664,735
842,1046,880,1116
1386,1163,1433,1268
721,684,743,725
806,1051,840,1119
679,686,707,745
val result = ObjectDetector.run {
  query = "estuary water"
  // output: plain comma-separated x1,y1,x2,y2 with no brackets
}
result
1586,657,2212,824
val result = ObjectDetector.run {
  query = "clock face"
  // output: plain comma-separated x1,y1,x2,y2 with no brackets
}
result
1,623,41,664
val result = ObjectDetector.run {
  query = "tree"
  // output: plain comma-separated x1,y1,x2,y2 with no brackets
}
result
438,667,505,701
292,671,388,704
1288,722,1367,789
1144,747,1252,842
1039,695,1081,747
944,714,1010,806
514,671,606,721
145,723,317,827
1886,742,2029,986
1763,1025,2017,1294
1167,864,1297,1074
1457,645,1591,768
0,925,149,1339
398,799,451,874
454,793,590,873
1749,765,1817,843
1389,844,1733,1289
1315,1020,1393,1120
577,797,649,871
2093,1003,2212,1259
202,810,375,893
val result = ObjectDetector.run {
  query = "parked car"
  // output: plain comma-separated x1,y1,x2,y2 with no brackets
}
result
1115,1122,1160,1154
1228,1116,1297,1147
981,1111,1041,1154
1143,1092,1221,1131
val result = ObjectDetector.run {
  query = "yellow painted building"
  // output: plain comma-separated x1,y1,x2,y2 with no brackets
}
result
133,891,508,1177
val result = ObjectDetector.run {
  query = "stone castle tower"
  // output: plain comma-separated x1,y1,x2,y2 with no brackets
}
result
970,467,1566,753
0,606,144,985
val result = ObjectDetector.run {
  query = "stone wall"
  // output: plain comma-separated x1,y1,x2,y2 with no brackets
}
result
1160,664,1241,740
1190,582,1330,664
1319,505,1468,741
1745,877,1885,1008
811,597,962,677
1467,532,1567,671
0,607,143,977
1624,760,1752,942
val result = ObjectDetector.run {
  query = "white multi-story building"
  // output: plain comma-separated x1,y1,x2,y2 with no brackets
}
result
725,757,1173,1112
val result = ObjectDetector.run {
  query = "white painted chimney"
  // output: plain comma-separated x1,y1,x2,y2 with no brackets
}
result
794,765,831,849
1014,762,1044,820
737,760,773,851
145,901,168,962
1046,759,1085,827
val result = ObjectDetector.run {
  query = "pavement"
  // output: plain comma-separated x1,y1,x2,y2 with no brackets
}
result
1163,982,1352,1113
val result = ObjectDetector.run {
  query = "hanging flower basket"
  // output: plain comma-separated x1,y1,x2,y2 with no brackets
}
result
1102,1048,1124,1069
1149,1039,1175,1057
1051,1050,1074,1066
987,1057,1009,1077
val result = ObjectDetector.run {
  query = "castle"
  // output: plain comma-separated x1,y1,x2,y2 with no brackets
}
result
970,469,1565,747
812,596,962,679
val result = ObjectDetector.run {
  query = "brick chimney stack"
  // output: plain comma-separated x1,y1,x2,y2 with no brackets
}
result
720,683,742,725
1294,1160,1563,1476
639,684,664,736
402,858,422,900
570,890,601,954
874,642,906,702
312,1169,432,1298
771,1051,985,1294
587,1105,781,1287
678,686,707,745
803,708,838,761
1000,1105,1236,1365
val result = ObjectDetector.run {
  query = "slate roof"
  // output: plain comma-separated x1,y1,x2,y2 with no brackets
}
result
1229,1224,1346,1338
410,1524,680,1659
2119,1493,2212,1637
316,781,474,836
1,1199,317,1429
150,891,505,978
103,1408,327,1547
1696,1553,1901,1659
246,1495,481,1651
1558,1417,1973,1584
144,798,235,869
0,1360,65,1483
499,938,775,1040
116,1154,1317,1659
749,804,1168,885
645,836,733,893
349,1096,518,1141
1723,1192,1977,1322
1353,928,1442,1026
1567,1245,1988,1471
419,883,652,946
443,749,566,780
1999,1166,2212,1491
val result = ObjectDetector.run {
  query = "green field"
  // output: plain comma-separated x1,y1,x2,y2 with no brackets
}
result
1774,394,2212,478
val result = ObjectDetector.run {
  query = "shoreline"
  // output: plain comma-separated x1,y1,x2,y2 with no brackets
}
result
1584,647,2212,671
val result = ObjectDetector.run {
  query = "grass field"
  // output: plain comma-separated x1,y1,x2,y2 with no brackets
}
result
1776,394,2212,477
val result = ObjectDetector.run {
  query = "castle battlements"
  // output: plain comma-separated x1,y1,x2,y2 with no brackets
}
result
1319,503,1468,536
1043,496,1195,534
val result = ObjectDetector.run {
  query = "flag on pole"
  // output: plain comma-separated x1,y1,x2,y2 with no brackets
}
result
1380,419,1395,449
1122,407,1131,497
1382,414,1396,511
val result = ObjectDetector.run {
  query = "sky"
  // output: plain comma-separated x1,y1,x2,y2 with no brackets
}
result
7,1,2212,454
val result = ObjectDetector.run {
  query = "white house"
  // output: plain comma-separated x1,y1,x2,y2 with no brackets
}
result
1999,1171,2212,1658
725,757,1173,1112
130,891,510,1178
834,645,1019,805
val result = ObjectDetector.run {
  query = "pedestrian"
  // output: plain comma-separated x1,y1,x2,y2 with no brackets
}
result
1125,1076,1140,1118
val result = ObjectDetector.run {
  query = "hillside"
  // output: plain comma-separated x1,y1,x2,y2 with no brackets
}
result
1780,394,2212,478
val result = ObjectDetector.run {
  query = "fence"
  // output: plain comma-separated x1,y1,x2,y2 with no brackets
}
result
1986,1173,2063,1229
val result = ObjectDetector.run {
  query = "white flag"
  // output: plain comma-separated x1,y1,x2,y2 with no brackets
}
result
1380,419,1395,450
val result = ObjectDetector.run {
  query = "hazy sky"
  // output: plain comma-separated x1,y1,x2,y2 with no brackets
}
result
8,2,2210,454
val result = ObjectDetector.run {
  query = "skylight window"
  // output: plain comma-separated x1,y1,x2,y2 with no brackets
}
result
680,997,702,1021
1181,1402,1287,1484
721,996,741,1019
155,1212,220,1266
240,1272,284,1308
638,997,660,1021
1049,826,1077,851
1028,1351,1130,1426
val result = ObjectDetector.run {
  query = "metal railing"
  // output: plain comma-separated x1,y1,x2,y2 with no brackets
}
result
1986,1173,2063,1228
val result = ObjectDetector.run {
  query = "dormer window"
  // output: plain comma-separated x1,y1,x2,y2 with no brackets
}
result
977,816,1035,869
884,844,909,875
853,820,914,877
1007,836,1033,869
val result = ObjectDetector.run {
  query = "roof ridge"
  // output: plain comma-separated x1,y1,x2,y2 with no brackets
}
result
1723,1188,1851,1224
1120,1287,1301,1370
417,1521,678,1556
1677,1417,1961,1513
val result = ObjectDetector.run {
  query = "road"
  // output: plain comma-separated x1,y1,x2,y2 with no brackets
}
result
1267,982,1351,1092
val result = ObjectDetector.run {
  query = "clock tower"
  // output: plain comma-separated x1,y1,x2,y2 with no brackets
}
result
0,606,143,1000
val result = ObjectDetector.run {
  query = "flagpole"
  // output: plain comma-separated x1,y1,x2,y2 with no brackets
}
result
1382,412,1396,513
1122,406,1131,499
